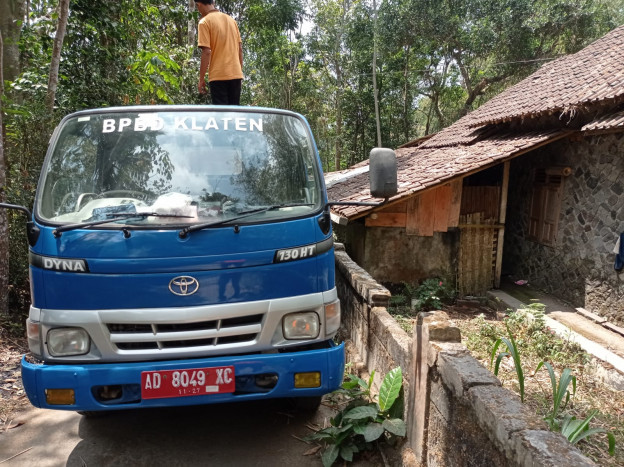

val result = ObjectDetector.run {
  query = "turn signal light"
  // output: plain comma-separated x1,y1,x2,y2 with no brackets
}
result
45,388,75,405
294,372,321,388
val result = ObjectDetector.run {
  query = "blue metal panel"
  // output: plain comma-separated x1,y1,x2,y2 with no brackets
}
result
21,342,345,411
29,215,334,309
39,259,319,309
33,217,322,261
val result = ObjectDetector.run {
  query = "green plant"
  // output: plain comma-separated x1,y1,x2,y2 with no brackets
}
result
491,322,526,402
389,281,418,308
391,278,456,312
307,367,406,467
535,361,576,430
536,362,615,456
560,410,616,456
414,278,456,311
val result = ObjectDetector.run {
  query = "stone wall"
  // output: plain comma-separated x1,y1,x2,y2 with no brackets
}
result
335,222,458,285
503,133,624,325
335,245,594,466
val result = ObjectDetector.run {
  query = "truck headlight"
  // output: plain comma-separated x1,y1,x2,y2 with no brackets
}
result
47,328,90,357
324,300,340,337
283,312,320,339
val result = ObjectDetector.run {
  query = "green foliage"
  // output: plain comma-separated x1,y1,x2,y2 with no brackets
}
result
130,49,183,104
535,360,576,429
391,278,456,312
560,410,616,456
536,362,615,456
2,94,53,324
486,318,615,457
307,367,406,467
491,322,526,402
463,309,618,460
1,0,623,322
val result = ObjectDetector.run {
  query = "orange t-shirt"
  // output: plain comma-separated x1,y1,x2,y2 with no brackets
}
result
198,11,243,82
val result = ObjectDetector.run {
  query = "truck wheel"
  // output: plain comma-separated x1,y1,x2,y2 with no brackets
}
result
293,396,322,413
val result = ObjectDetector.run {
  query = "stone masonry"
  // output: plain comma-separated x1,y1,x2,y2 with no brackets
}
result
504,133,624,326
335,244,595,466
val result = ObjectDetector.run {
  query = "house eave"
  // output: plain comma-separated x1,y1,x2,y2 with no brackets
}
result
330,212,349,226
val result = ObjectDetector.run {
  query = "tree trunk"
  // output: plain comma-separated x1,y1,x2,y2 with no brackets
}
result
0,31,9,316
335,70,342,171
187,0,196,46
0,0,26,83
46,0,70,113
371,0,382,147
402,45,411,143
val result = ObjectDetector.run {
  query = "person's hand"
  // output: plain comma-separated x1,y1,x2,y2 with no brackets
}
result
198,79,207,94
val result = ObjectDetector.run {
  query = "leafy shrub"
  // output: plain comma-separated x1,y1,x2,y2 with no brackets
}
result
390,278,456,312
307,367,406,467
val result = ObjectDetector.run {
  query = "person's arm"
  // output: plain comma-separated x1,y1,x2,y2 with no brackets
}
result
198,46,212,94
239,42,243,68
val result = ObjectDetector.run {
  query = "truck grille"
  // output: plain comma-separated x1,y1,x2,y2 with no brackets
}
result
106,314,263,351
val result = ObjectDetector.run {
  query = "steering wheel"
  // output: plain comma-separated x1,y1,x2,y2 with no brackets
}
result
57,192,78,214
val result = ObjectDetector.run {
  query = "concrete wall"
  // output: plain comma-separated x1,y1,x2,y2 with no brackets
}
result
335,244,595,466
504,133,624,326
335,222,458,285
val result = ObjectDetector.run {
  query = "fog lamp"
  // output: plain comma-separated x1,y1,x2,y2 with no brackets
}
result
283,312,319,339
324,300,341,336
294,372,321,388
47,328,90,357
255,374,278,389
46,388,75,405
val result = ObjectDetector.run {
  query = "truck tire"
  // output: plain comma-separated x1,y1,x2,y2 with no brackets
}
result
292,396,322,413
77,410,107,418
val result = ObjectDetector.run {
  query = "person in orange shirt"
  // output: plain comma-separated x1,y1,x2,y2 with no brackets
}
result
196,0,244,105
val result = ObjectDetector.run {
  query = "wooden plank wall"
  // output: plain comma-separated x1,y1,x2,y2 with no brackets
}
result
365,180,462,236
460,186,500,220
362,178,506,297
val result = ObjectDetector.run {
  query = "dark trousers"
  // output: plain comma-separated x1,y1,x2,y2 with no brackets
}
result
209,79,242,105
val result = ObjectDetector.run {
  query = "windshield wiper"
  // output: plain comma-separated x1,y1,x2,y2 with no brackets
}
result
179,203,314,238
53,212,194,237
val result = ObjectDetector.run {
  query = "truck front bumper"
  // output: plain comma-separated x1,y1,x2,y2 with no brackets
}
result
21,342,344,412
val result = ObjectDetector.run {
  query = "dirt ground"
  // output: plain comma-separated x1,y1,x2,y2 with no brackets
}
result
0,328,401,466
0,328,29,432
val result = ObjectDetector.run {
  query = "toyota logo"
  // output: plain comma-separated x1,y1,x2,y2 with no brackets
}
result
169,276,200,296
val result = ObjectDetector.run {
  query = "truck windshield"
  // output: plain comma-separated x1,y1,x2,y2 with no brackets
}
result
37,110,323,227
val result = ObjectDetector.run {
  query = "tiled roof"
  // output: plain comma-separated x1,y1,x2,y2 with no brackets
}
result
468,25,624,127
582,110,624,132
328,130,566,219
327,25,624,221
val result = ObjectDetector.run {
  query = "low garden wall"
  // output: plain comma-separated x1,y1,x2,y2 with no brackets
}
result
334,244,595,466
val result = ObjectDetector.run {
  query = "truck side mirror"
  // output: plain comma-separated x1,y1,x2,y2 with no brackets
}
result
0,203,40,246
369,148,397,199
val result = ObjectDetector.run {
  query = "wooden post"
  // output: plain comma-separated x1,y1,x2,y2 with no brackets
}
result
494,161,510,287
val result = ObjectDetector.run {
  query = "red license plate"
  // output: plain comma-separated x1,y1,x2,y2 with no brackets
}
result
141,366,235,399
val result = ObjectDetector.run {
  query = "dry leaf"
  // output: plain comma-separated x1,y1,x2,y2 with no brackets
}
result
3,421,24,431
303,446,322,456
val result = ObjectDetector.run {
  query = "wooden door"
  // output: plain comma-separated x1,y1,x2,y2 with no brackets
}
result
458,186,501,297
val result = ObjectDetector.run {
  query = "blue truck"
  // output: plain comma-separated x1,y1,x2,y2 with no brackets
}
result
1,106,396,413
